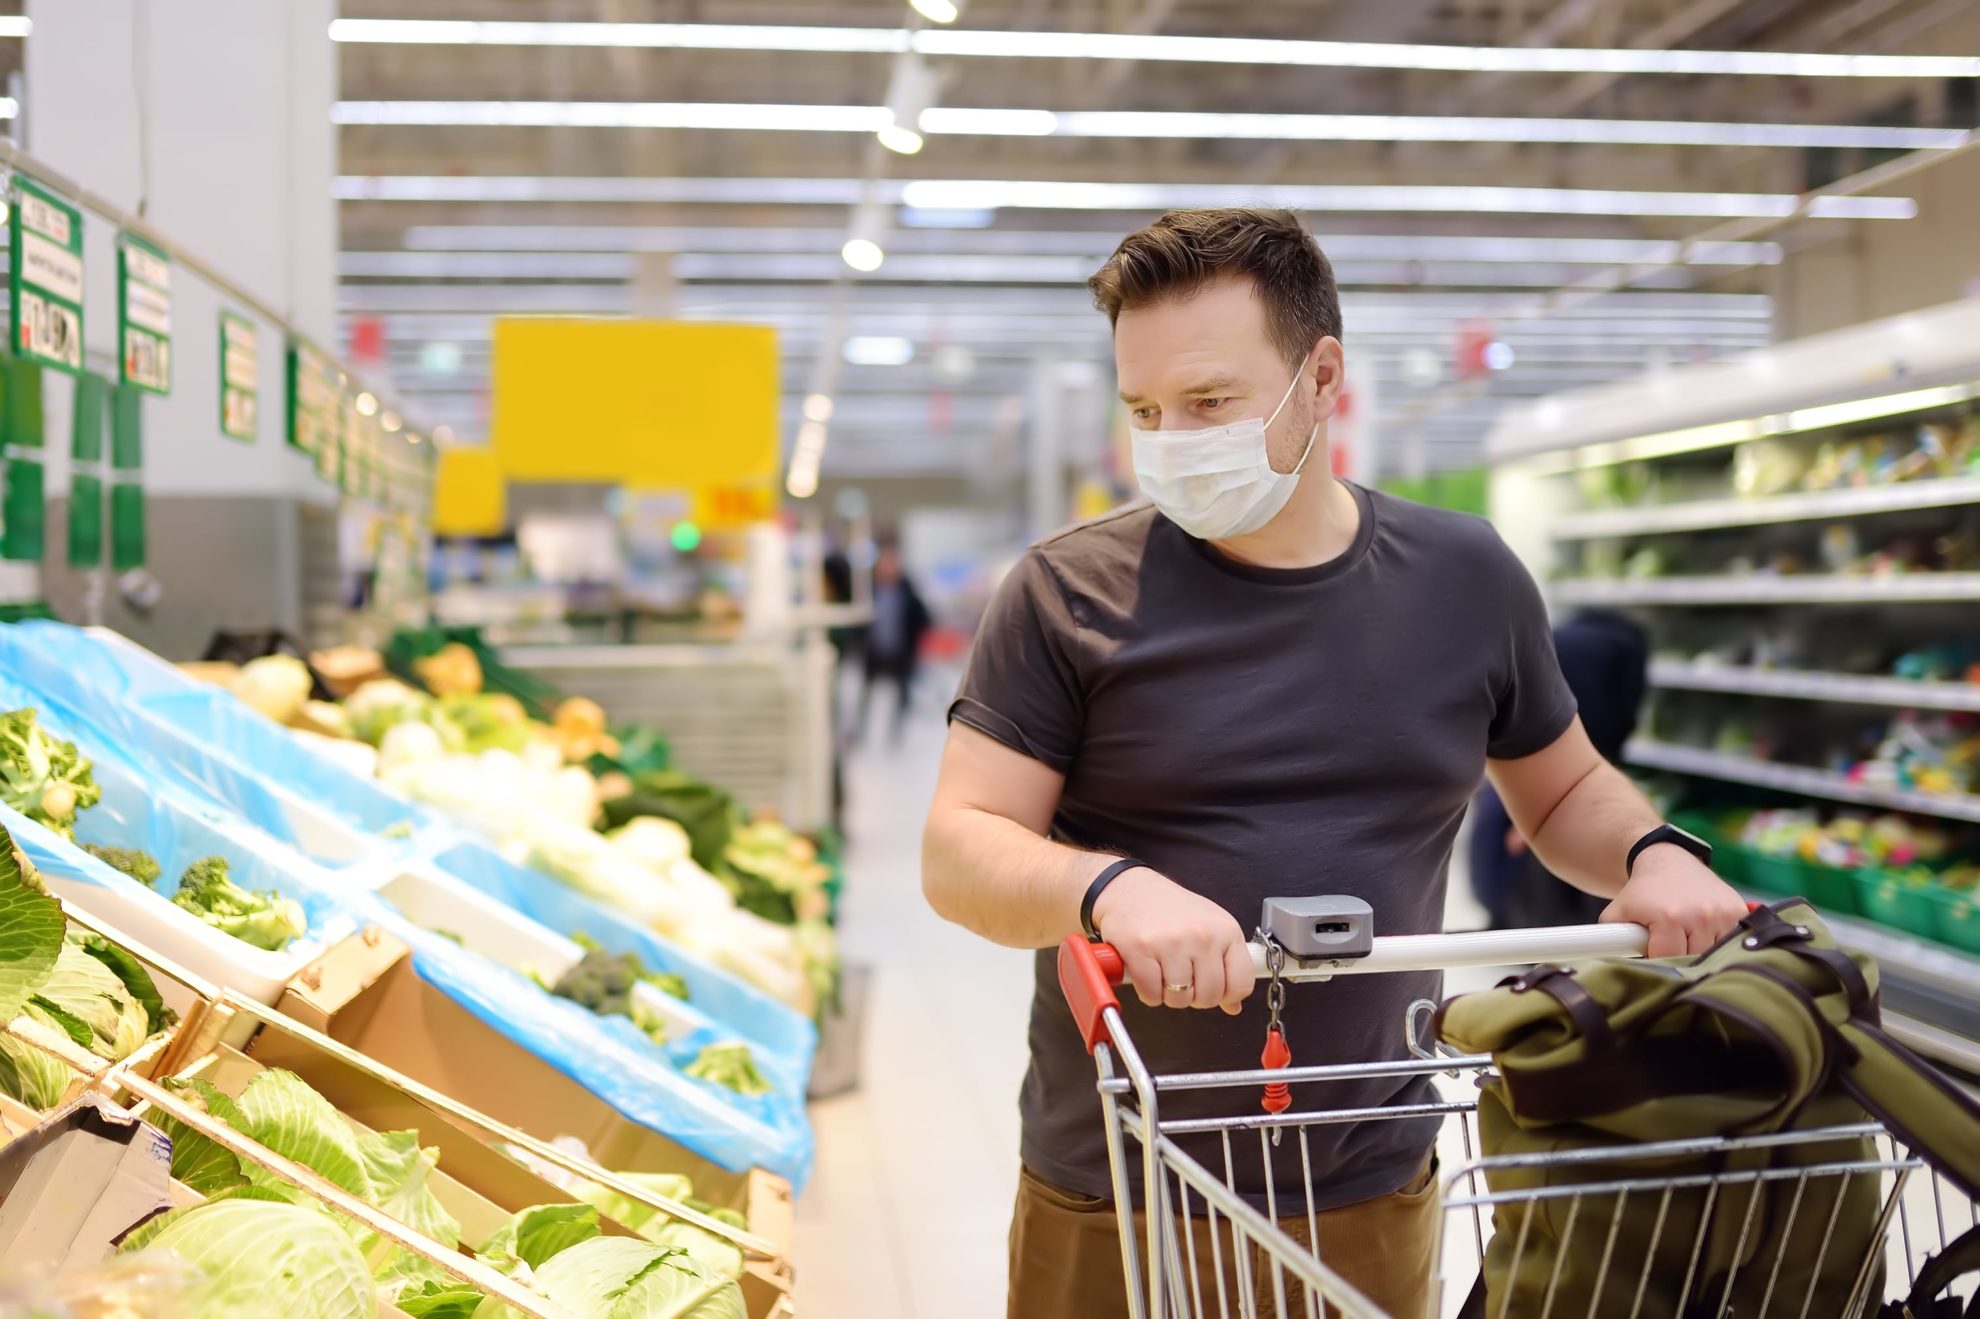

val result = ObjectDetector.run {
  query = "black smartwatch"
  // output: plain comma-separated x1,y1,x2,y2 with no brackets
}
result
1080,858,1150,939
1625,823,1712,879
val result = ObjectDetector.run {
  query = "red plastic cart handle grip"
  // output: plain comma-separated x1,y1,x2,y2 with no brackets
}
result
1057,936,1126,1054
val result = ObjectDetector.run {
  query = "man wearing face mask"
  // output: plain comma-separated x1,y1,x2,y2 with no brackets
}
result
922,208,1745,1316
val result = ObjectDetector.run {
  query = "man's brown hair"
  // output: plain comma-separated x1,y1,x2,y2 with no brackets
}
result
1087,208,1342,367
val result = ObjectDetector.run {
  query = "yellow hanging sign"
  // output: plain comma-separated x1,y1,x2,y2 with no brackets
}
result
431,446,506,535
491,319,779,487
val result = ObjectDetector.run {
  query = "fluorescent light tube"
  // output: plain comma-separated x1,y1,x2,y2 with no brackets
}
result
340,175,1915,220
325,20,1980,79
331,100,1959,152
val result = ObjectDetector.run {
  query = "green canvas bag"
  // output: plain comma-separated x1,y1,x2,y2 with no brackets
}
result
1435,898,1980,1318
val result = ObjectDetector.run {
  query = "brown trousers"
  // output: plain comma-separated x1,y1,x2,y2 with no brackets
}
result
1008,1159,1440,1318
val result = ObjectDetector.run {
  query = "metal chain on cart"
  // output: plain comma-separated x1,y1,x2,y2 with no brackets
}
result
1256,929,1292,1137
1261,931,1287,1042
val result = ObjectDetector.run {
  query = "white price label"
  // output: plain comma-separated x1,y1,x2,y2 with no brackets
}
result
19,192,71,245
21,231,84,304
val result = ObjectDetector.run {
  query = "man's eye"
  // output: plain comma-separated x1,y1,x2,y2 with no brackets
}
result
1131,407,1157,422
1199,398,1227,411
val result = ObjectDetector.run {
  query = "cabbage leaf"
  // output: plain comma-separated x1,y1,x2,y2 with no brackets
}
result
134,1198,376,1319
0,828,64,1027
473,1237,744,1319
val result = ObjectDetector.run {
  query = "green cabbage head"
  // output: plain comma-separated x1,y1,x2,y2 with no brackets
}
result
474,1237,744,1319
142,1199,376,1319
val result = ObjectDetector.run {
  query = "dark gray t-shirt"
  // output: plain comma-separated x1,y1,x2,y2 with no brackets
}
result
949,484,1577,1211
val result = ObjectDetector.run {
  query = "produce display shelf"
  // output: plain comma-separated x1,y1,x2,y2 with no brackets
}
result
1648,661,1980,712
1553,572,1980,606
1551,474,1980,540
1626,738,1980,823
1751,903,1980,1056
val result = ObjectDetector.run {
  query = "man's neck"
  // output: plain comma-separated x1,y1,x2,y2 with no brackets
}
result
1209,472,1361,571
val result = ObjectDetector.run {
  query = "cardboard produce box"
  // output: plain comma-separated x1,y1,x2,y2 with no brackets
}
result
256,932,795,1316
0,1093,421,1318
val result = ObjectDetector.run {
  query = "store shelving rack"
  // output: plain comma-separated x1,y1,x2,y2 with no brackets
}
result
1484,295,1980,1053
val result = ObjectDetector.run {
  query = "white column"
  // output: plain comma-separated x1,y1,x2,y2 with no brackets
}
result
23,0,336,501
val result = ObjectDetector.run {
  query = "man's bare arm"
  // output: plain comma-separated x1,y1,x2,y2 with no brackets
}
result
1489,717,1745,956
921,722,1099,949
922,722,1253,1011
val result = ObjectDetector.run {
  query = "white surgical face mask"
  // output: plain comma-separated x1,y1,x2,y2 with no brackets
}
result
1131,366,1319,541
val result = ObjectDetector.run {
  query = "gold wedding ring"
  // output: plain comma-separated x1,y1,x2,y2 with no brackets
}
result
1165,982,1191,993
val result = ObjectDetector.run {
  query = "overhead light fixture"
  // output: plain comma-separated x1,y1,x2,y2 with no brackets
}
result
331,99,1947,150
795,419,829,451
381,410,404,433
877,123,925,154
897,179,1917,220
879,53,940,155
0,19,27,38
803,393,835,422
841,239,886,272
842,198,889,272
844,336,915,366
342,174,1918,220
786,461,821,500
432,424,455,444
324,20,1980,78
355,391,380,416
909,0,963,23
392,224,1780,267
898,206,997,229
1483,341,1516,371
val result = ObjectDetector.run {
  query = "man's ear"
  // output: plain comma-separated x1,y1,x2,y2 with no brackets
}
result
1309,338,1346,419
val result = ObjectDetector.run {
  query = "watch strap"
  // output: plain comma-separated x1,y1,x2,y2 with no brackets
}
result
1081,858,1150,940
1626,824,1712,879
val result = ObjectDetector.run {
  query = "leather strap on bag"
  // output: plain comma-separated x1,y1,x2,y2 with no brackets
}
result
1499,965,1615,1050
1879,1224,1980,1317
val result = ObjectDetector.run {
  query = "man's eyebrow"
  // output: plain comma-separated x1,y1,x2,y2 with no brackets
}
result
1119,374,1240,404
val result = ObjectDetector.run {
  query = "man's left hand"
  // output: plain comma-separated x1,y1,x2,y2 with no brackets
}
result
1599,845,1747,958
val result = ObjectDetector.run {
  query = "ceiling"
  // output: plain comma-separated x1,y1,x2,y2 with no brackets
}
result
330,0,1979,489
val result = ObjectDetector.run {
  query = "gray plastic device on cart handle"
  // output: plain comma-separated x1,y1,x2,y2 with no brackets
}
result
1058,895,1651,1053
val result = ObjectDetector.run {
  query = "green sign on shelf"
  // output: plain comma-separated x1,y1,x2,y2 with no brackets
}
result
220,311,258,441
287,337,341,457
9,176,84,375
118,232,172,394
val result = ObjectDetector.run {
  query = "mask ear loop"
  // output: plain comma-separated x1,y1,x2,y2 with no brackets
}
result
1266,361,1320,477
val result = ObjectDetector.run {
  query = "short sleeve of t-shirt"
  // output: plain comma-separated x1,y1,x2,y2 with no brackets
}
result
948,551,1084,773
1485,538,1579,760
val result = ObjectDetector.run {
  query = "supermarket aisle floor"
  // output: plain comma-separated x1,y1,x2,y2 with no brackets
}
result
795,701,1031,1319
796,694,1495,1318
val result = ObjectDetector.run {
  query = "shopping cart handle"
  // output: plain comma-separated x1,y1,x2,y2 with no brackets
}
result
1059,922,1653,1048
1057,936,1123,1053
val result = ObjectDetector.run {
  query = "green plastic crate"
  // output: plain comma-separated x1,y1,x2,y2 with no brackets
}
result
1925,882,1980,954
1745,853,1859,915
1849,868,1940,939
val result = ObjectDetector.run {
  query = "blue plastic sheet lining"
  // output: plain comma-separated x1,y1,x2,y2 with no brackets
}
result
0,622,818,1184
0,668,356,955
342,880,814,1184
426,836,818,1081
0,624,423,862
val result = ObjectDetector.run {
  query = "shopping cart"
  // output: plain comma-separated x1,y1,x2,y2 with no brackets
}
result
1056,898,1979,1319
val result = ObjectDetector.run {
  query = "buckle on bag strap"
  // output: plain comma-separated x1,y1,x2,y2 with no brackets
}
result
1738,904,1876,1018
1501,965,1615,1051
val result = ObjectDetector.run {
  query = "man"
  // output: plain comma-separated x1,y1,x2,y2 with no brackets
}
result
921,209,1746,1317
858,541,931,746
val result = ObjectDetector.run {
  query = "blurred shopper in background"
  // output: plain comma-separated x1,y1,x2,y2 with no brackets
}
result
920,208,1746,1317
858,541,932,747
1469,610,1651,929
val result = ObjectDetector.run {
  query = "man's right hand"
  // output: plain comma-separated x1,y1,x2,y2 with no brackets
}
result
1090,866,1255,1015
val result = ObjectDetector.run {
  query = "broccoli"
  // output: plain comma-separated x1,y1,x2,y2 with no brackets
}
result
683,1042,772,1096
170,855,307,952
0,708,103,840
81,844,162,888
551,947,671,1044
